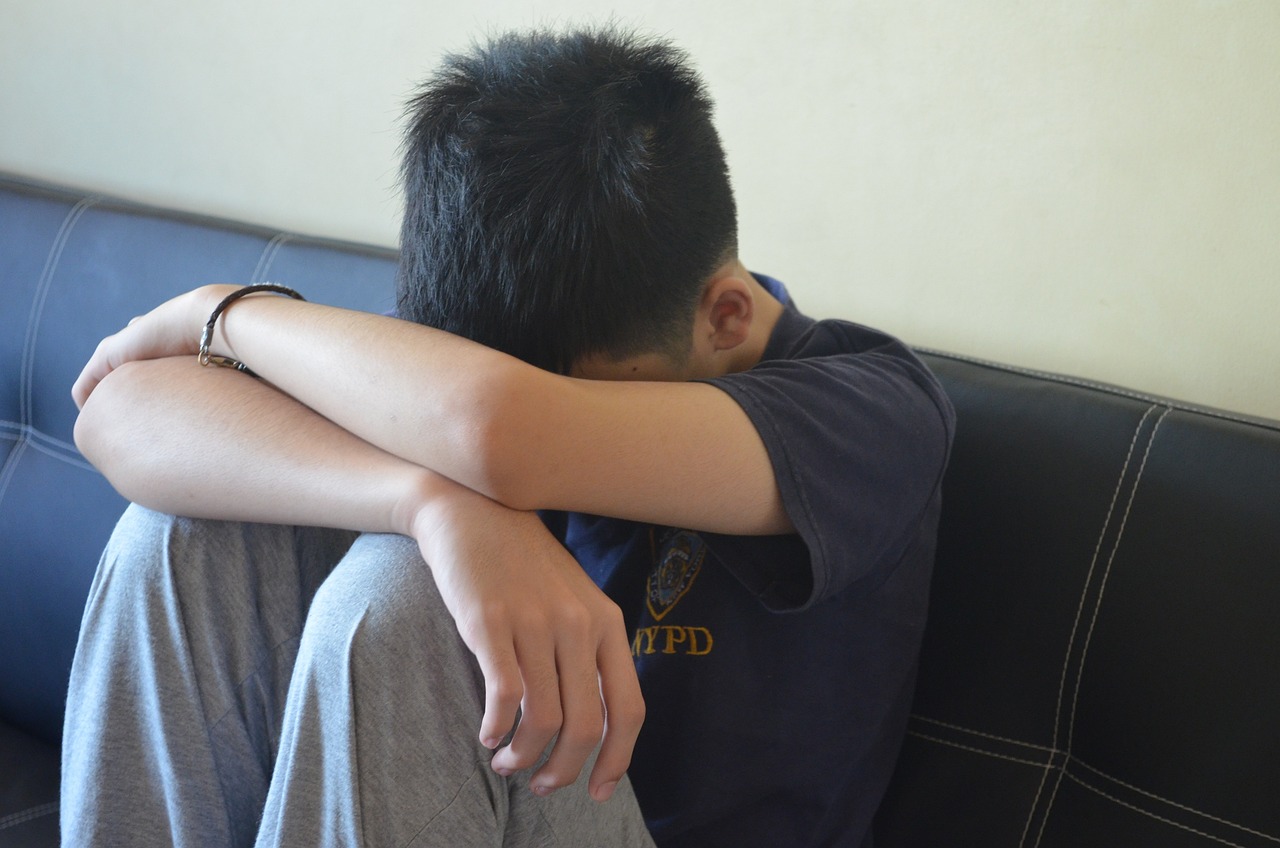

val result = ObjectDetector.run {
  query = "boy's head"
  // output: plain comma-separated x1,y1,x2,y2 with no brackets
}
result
396,27,738,375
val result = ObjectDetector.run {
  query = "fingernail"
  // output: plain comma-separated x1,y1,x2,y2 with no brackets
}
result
532,783,555,797
593,781,618,802
493,766,513,778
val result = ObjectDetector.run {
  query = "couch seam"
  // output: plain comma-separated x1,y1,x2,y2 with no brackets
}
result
910,714,1056,752
20,195,99,426
907,719,1280,845
23,430,101,473
0,801,58,830
1032,407,1172,848
905,730,1055,770
0,196,98,510
0,439,28,512
1071,759,1280,844
1062,771,1249,848
1019,403,1158,848
3,195,100,509
1049,404,1158,749
251,232,294,283
1065,406,1171,751
1,419,94,468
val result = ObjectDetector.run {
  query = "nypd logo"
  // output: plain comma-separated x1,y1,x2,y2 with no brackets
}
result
646,530,706,622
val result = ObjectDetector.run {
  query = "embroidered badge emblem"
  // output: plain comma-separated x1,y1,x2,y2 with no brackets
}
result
646,530,707,621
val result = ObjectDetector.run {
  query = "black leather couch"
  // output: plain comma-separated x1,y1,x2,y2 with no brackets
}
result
2,173,1277,847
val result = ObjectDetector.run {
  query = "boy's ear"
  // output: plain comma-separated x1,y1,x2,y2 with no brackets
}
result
700,273,754,352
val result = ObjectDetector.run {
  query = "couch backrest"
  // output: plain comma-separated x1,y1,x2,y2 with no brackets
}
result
0,174,397,742
876,352,1280,847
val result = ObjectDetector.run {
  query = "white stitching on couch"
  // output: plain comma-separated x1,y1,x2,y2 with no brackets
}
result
0,438,29,508
2,196,99,509
1066,406,1171,750
19,196,99,426
906,730,1055,770
908,720,1280,845
25,429,99,473
1033,406,1172,848
1063,771,1250,848
251,232,293,283
911,715,1057,752
0,421,97,475
1050,404,1159,749
0,801,58,830
1071,759,1280,844
1019,403,1160,848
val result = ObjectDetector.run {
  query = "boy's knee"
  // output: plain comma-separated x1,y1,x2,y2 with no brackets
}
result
108,504,237,566
303,535,432,636
289,533,489,756
98,505,318,613
101,504,220,588
107,502,193,549
299,534,468,674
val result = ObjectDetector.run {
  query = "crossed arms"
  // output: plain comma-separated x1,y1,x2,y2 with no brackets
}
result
72,284,790,802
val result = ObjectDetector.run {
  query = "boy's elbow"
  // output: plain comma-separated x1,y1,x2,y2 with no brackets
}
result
73,371,119,472
73,363,149,490
469,413,542,512
461,369,550,512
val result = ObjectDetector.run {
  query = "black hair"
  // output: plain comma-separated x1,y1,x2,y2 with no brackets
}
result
395,26,738,374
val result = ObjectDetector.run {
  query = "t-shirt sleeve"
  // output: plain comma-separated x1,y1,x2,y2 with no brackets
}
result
703,329,954,611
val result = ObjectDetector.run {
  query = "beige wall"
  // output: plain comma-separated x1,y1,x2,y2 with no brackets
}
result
3,0,1277,419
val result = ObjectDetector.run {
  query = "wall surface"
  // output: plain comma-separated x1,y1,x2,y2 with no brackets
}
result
3,0,1277,419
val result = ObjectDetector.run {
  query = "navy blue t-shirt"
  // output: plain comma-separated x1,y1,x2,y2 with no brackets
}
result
545,276,955,847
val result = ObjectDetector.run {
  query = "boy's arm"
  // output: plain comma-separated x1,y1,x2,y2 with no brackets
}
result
74,285,792,536
75,356,423,531
74,355,643,801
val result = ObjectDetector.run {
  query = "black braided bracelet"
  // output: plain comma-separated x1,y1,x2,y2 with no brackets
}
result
197,283,306,377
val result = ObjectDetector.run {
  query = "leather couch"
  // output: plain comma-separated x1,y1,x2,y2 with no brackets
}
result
2,172,1277,847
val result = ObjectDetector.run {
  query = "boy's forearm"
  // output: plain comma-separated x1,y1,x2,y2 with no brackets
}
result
207,289,790,534
74,355,440,534
209,289,519,501
79,284,789,535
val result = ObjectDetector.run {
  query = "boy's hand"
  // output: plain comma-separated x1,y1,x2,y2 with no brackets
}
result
408,480,644,802
72,285,235,410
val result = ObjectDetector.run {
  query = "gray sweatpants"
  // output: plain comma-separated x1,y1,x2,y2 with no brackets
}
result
61,504,656,848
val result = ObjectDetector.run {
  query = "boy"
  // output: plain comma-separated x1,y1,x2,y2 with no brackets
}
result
66,27,953,847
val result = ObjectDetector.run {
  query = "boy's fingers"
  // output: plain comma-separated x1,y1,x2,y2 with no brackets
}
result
470,633,523,750
530,630,605,792
589,630,645,801
492,633,561,774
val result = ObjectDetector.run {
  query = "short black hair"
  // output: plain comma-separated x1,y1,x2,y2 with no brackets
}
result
396,27,738,374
